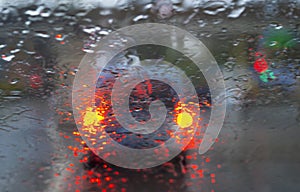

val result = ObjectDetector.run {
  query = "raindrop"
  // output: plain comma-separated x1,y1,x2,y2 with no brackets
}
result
10,78,19,85
25,21,31,25
1,55,15,62
133,106,143,112
82,49,94,53
275,25,283,30
133,15,149,22
75,10,89,17
35,32,50,38
228,6,245,18
269,22,283,29
0,44,7,49
221,27,227,33
40,8,52,18
143,3,153,11
183,10,198,24
83,26,101,34
55,34,66,41
24,6,44,16
21,30,30,34
198,20,206,28
232,40,240,46
17,40,24,47
53,12,66,17
53,4,68,17
9,90,22,96
10,49,20,54
45,69,56,74
224,61,236,72
98,30,110,36
28,16,43,22
212,18,223,25
23,50,36,55
108,18,114,24
203,1,228,15
99,10,112,16
269,41,278,47
12,30,19,35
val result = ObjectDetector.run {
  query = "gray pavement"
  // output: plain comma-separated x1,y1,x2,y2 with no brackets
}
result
0,96,299,192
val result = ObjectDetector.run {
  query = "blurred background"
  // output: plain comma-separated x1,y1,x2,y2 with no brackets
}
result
0,0,299,192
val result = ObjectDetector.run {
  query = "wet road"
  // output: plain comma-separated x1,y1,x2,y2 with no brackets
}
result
0,95,299,192
0,98,54,192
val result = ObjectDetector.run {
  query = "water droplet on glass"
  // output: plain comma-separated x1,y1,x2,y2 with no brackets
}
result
98,30,110,36
269,41,278,47
108,18,114,24
212,18,223,25
9,78,19,85
143,3,153,11
40,8,52,18
133,15,149,22
28,16,43,22
9,90,22,96
183,10,198,24
55,34,66,41
35,32,50,38
275,25,283,30
233,40,240,46
99,10,112,16
228,6,245,18
1,55,15,62
7,48,18,55
203,1,228,15
83,26,101,34
198,20,207,28
45,69,56,74
221,27,227,33
24,6,44,16
21,30,30,34
0,44,7,49
82,49,94,53
224,61,236,72
134,106,143,112
25,20,31,25
269,22,283,29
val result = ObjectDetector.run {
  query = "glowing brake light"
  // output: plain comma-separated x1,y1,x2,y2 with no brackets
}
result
176,111,193,128
253,57,268,73
83,107,104,127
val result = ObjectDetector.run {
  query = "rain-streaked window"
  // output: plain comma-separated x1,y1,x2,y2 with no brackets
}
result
0,1,299,192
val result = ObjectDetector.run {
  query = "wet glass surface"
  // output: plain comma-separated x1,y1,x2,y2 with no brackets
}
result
0,1,299,192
